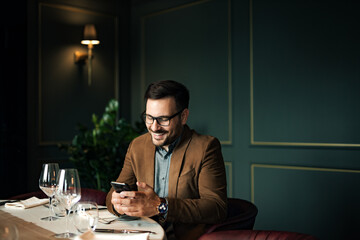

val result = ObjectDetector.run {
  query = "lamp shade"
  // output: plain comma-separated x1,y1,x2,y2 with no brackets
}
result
81,24,100,45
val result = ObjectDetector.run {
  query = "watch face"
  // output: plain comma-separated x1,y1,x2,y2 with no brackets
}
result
158,202,168,214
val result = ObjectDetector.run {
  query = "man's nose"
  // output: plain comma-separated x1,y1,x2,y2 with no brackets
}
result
150,119,161,131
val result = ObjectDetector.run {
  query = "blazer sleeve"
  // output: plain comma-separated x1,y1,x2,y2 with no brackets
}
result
166,137,228,224
106,140,138,214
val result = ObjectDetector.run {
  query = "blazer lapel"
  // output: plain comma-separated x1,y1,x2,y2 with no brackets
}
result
168,125,192,197
141,133,156,189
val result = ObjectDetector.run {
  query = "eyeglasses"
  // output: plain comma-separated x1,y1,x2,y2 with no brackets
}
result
142,109,184,126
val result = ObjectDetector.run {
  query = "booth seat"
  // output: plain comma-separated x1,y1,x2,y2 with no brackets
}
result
198,230,318,240
205,198,258,234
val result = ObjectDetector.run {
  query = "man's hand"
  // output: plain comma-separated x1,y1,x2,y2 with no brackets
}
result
111,182,161,217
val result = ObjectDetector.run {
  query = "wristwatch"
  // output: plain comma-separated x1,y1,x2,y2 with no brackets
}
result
157,198,168,215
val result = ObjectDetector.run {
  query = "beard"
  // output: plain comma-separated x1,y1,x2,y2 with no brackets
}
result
148,124,183,148
150,129,171,147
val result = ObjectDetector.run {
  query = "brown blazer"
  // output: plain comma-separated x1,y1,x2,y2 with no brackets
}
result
106,125,227,239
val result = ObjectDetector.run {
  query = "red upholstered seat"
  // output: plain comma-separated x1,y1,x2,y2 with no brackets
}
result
198,230,318,240
9,188,107,206
80,188,107,206
205,198,258,234
9,191,47,200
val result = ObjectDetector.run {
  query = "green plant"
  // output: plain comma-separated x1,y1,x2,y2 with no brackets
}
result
59,99,145,192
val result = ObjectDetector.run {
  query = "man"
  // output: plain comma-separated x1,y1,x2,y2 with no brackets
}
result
106,80,227,240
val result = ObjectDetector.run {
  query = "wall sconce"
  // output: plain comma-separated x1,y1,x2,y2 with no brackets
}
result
74,24,100,86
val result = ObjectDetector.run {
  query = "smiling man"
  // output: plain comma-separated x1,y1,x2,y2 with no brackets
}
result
106,80,227,240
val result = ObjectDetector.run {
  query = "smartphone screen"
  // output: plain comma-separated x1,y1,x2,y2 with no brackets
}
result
111,181,131,193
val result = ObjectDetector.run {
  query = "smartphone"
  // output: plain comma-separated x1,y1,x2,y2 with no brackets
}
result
111,181,131,193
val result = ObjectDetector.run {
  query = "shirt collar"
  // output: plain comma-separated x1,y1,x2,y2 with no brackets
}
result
157,135,181,154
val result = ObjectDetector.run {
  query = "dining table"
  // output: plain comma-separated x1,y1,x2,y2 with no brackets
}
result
0,200,165,240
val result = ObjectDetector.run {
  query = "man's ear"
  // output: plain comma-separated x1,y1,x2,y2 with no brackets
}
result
181,108,189,125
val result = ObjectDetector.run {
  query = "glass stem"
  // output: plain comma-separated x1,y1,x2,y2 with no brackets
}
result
49,196,53,219
65,209,70,237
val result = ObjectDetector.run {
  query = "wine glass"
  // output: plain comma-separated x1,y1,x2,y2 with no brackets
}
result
72,201,99,233
52,197,66,217
39,163,59,221
55,169,81,238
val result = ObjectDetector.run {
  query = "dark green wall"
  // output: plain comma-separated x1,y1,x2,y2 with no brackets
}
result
39,3,117,144
1,0,359,239
130,0,360,239
0,0,130,198
0,1,28,199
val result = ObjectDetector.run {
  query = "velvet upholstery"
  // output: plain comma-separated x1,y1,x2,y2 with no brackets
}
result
9,188,107,206
198,230,318,240
205,198,258,234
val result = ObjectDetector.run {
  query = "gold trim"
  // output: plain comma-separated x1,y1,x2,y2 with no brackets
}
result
249,0,254,145
225,0,233,145
38,3,118,146
142,0,213,19
225,161,233,197
39,3,111,17
252,141,360,148
251,163,360,202
250,163,255,203
140,0,232,145
249,0,360,148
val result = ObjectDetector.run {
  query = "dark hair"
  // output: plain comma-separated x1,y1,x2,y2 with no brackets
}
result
144,80,190,111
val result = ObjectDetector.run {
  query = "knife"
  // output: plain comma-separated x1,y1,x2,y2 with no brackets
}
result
95,228,156,234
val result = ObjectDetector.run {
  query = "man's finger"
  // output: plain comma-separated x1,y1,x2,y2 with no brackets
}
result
121,206,141,214
136,181,153,192
119,197,142,206
111,192,122,204
119,191,136,198
120,190,146,198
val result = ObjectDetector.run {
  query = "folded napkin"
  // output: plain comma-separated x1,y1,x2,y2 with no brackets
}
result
5,197,49,209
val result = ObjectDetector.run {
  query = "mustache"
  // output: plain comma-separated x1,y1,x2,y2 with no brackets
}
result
150,130,167,134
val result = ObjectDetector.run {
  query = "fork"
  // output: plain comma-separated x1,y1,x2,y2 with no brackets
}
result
98,217,119,224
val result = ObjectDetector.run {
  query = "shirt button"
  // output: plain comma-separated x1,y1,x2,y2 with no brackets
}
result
162,177,165,180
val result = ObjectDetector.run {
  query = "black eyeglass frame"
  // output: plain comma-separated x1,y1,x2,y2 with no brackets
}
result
142,108,185,126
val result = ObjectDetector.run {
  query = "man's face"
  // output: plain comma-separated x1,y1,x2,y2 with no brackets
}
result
145,97,188,151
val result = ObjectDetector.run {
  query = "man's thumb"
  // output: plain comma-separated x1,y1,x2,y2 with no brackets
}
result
136,181,151,191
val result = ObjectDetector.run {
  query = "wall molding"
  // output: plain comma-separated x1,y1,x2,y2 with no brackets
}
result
249,0,360,148
225,161,233,197
140,0,232,145
38,3,118,146
251,163,360,202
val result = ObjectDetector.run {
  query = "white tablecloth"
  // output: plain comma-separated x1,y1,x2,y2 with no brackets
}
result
1,204,165,240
